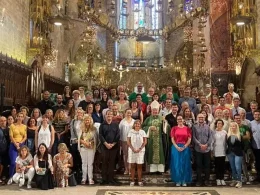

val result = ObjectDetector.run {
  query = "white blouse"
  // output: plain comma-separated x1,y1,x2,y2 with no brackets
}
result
34,154,53,170
127,129,147,152
38,125,51,148
213,130,227,157
119,118,135,141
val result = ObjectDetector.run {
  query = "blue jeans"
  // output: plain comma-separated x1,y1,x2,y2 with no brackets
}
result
227,152,242,181
26,138,35,153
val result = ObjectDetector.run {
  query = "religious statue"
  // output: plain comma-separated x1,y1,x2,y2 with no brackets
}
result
180,68,187,83
142,100,170,173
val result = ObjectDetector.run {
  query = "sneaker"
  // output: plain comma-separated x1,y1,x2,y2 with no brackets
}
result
182,183,187,187
7,178,12,185
230,180,237,187
220,180,226,186
89,179,95,185
216,179,221,186
18,178,25,187
27,184,32,189
246,181,251,185
176,183,181,187
235,181,242,188
138,182,144,186
130,182,135,186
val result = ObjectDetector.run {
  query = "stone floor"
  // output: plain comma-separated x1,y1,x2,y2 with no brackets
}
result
0,185,259,195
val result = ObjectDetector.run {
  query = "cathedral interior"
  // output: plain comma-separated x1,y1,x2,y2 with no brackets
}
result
0,0,259,107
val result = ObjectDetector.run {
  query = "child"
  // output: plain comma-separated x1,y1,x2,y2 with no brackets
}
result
127,120,147,186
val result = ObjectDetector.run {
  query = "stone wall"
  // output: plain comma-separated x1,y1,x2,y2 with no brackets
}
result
0,0,29,63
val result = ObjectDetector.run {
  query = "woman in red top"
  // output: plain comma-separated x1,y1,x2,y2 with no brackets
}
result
170,115,192,187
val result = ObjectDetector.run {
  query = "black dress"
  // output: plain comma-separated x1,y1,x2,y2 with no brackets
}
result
35,160,55,190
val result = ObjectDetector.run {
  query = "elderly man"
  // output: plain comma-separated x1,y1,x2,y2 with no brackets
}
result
147,87,155,104
224,83,240,99
102,99,114,119
128,82,148,104
246,101,258,121
193,113,212,187
179,88,198,115
160,86,179,103
72,90,81,109
142,101,170,173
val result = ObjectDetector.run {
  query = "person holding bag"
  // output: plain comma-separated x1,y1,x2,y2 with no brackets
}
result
12,146,35,188
78,114,99,185
34,143,54,190
53,143,73,187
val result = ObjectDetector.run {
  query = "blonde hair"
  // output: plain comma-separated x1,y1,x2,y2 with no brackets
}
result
227,122,241,141
81,114,96,133
58,143,68,153
75,107,85,119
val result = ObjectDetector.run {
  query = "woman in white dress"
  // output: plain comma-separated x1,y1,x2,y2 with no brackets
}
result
119,109,135,174
127,120,147,186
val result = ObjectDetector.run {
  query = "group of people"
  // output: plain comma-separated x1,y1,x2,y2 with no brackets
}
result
0,82,260,189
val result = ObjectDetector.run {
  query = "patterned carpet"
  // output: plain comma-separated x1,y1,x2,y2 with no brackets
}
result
96,190,220,195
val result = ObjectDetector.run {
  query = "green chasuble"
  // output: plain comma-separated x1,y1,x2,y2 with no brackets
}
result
128,92,149,105
160,93,179,103
142,115,170,166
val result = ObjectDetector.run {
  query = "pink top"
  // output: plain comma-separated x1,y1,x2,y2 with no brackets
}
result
171,126,192,144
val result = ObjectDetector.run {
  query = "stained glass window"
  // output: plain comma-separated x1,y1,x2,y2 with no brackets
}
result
119,0,127,29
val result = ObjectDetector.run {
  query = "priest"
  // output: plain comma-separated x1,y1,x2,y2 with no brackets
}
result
128,82,149,105
142,100,170,173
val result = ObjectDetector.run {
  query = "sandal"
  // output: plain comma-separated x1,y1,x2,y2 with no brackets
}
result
130,182,135,186
81,180,86,185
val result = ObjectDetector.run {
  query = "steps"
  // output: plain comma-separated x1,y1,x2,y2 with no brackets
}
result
94,172,257,185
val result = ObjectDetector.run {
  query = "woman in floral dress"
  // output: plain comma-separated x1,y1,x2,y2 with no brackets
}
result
53,143,73,187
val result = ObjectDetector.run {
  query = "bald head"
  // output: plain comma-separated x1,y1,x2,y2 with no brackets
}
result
0,116,7,128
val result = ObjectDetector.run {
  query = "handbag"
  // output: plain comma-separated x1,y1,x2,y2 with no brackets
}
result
36,160,47,175
68,173,77,186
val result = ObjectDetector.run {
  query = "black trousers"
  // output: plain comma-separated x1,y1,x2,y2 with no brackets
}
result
214,156,225,180
195,151,211,182
253,148,260,178
101,145,119,182
70,143,82,172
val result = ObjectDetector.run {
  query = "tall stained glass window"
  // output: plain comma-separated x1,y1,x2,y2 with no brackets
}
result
119,0,127,29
